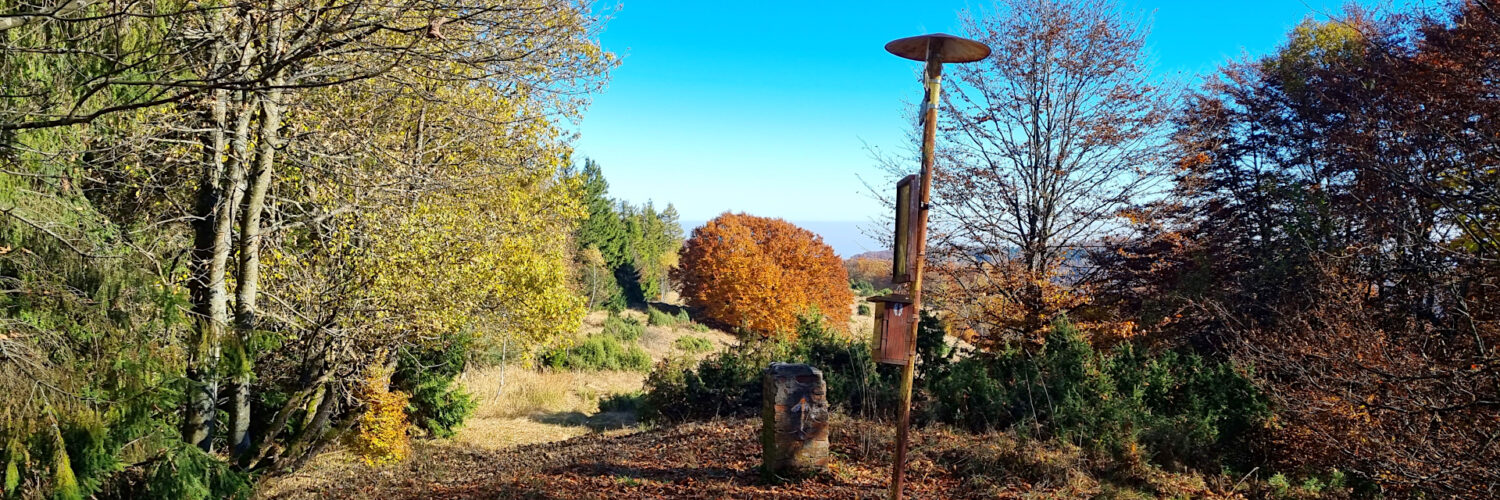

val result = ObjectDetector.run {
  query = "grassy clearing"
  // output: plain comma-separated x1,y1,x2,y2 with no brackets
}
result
441,306,737,451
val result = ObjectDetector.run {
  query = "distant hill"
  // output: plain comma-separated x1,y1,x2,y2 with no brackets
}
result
847,250,892,261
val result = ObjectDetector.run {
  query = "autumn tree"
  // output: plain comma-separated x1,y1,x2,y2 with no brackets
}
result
1095,4,1499,494
0,0,614,493
844,255,894,294
880,0,1171,348
674,213,852,337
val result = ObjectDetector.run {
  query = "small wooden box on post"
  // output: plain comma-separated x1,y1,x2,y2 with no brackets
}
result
868,294,916,364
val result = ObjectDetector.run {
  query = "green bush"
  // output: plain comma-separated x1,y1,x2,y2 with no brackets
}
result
597,391,644,413
3,411,125,500
929,355,1017,432
856,304,871,316
540,333,652,372
926,317,1271,470
59,411,119,497
646,307,693,328
673,336,713,354
1106,344,1270,467
3,434,21,497
603,314,645,341
394,335,478,439
647,307,677,327
641,315,900,424
138,441,252,500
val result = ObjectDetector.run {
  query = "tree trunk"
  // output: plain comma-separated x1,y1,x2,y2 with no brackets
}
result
230,5,285,458
183,11,241,449
275,382,334,466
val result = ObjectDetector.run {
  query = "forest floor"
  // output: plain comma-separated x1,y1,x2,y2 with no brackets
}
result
261,301,1243,499
258,414,1246,499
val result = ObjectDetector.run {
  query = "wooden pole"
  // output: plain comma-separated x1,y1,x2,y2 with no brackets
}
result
889,39,944,500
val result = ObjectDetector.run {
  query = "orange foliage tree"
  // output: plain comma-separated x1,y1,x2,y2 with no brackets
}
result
844,256,893,292
673,213,852,337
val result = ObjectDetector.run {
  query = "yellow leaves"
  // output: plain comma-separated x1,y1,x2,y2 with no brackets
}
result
349,355,411,466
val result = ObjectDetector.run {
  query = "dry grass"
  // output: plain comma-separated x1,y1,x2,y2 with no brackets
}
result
418,364,644,452
462,366,643,418
638,322,736,362
445,306,741,452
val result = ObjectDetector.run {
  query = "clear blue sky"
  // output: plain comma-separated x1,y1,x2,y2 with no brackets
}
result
572,0,1431,255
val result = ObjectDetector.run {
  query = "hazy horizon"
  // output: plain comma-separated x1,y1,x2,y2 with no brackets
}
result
681,219,883,257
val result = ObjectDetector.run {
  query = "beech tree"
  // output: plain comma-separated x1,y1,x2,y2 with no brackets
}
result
674,213,851,337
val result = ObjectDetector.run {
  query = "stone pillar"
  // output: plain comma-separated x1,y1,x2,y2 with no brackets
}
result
761,362,830,476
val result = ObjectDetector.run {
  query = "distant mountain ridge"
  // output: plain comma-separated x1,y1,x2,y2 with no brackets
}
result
847,250,892,261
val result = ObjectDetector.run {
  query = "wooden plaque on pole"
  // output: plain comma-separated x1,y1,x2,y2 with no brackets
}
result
892,175,920,284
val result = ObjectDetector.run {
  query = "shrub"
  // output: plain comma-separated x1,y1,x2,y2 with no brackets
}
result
926,317,1271,470
597,391,644,413
929,356,1016,433
647,307,679,327
394,335,478,439
138,441,252,500
856,304,871,316
1107,345,1270,467
540,334,651,372
3,434,21,497
602,314,644,341
673,336,713,354
641,315,898,424
348,361,412,466
59,411,118,497
689,322,710,333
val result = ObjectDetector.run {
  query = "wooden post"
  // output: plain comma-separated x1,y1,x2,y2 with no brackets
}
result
889,39,944,500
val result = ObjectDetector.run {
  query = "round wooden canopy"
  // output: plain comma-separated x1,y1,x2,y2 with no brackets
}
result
884,33,991,63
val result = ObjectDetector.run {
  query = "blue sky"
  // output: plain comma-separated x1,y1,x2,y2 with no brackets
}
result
571,0,1431,255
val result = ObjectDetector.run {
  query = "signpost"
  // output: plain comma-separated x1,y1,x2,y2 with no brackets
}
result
882,33,991,500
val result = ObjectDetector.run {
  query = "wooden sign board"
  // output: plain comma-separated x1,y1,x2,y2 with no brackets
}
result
892,175,921,284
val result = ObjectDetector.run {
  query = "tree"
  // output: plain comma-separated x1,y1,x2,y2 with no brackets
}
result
881,0,1170,347
0,0,614,492
572,160,682,307
1096,4,1499,494
845,256,894,293
674,213,852,337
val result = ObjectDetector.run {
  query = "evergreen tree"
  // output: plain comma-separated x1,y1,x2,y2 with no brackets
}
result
571,160,682,307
